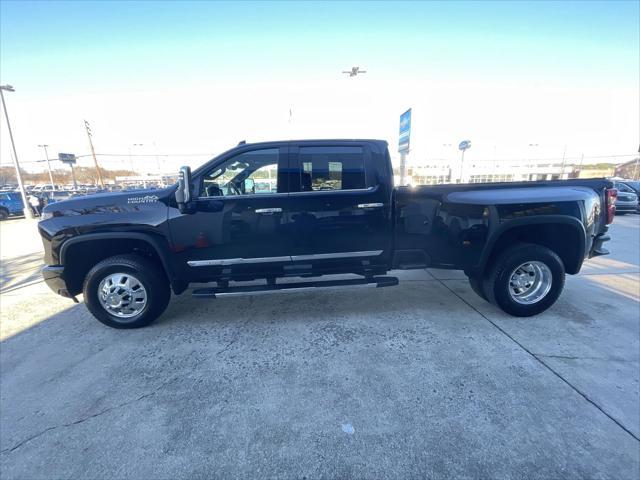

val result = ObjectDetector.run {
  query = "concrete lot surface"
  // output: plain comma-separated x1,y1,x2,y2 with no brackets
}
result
1,215,639,479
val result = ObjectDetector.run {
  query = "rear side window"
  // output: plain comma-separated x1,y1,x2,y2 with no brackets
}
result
299,146,366,191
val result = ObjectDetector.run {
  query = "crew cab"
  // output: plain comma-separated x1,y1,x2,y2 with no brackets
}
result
38,139,616,328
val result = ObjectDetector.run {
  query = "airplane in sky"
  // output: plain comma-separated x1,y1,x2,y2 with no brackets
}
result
342,66,367,77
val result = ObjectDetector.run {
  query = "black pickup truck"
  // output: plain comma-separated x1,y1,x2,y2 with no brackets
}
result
38,139,616,328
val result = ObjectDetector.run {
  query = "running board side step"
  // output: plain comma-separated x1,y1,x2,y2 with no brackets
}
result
192,276,399,298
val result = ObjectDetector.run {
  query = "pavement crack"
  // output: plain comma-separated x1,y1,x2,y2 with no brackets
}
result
1,377,175,455
216,337,239,355
436,278,640,443
534,353,635,363
216,314,253,356
536,354,581,360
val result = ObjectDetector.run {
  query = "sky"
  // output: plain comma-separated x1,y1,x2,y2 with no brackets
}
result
1,0,638,174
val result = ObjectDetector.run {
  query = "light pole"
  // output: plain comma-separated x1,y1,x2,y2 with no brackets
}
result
38,144,55,190
458,140,471,184
69,162,78,190
0,85,33,219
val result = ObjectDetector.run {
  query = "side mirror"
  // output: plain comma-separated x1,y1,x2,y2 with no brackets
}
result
244,178,255,194
175,166,192,213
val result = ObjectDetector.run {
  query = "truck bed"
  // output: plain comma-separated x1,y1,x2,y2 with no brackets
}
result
393,178,612,272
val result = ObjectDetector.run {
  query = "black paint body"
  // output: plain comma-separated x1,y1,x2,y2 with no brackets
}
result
38,139,613,297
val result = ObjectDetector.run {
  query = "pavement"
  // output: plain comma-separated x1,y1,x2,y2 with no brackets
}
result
0,214,638,479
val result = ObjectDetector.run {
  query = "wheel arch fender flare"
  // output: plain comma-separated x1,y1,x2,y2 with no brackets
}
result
59,232,180,290
476,215,587,275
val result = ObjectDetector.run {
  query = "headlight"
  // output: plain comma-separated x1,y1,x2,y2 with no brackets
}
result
39,211,53,221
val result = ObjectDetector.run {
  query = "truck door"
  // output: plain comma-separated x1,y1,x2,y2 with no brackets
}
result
169,145,293,281
287,143,392,274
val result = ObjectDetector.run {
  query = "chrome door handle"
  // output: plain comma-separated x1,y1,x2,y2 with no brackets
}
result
255,207,282,214
357,203,384,209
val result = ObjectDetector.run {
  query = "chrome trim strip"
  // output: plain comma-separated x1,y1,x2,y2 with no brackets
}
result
291,250,383,261
188,256,291,267
196,193,285,201
187,250,383,267
287,186,376,196
255,207,282,214
357,203,384,209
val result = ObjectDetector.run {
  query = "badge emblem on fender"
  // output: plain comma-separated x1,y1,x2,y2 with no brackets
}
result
127,195,159,204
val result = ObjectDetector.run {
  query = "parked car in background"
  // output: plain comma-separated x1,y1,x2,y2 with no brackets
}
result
0,191,24,219
613,181,639,214
617,180,640,212
42,191,75,204
33,184,64,194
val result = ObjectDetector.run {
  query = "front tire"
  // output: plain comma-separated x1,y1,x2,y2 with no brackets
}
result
484,243,565,317
83,254,170,328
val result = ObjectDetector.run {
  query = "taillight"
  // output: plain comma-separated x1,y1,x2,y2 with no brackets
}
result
606,188,617,224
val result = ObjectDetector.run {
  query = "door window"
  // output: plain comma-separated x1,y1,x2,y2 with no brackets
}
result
298,146,366,191
201,148,280,197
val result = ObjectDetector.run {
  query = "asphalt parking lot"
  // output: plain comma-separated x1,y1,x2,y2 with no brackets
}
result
1,215,639,479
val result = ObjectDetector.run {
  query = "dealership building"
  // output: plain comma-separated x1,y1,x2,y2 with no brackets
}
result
405,159,574,185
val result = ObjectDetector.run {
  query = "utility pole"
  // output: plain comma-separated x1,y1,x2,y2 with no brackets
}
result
38,144,55,190
84,120,104,188
560,144,567,179
0,85,33,219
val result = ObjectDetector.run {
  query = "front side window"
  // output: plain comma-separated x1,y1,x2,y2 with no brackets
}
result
299,146,365,191
201,148,279,197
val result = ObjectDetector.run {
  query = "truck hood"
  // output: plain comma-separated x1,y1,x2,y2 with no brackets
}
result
42,187,175,218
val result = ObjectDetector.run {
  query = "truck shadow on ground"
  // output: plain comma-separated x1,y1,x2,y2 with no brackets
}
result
0,252,44,293
1,276,638,479
0,279,463,345
2,271,638,347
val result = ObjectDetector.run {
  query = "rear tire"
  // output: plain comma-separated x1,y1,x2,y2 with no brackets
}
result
83,254,170,328
484,243,565,317
0,209,8,221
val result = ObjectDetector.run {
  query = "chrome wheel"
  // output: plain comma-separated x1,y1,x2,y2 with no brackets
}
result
508,261,552,305
98,273,148,319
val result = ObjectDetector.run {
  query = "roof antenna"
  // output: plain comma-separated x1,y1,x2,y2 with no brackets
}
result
237,140,246,146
